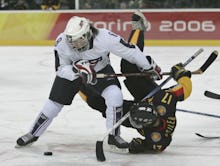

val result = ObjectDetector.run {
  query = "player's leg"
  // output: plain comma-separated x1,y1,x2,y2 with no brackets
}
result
16,76,82,147
79,84,107,117
90,65,128,149
121,10,158,101
131,9,148,32
101,85,129,149
16,99,63,147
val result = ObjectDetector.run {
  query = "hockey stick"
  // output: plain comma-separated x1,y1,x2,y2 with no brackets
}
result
141,48,205,101
96,70,196,78
195,133,220,139
96,50,217,78
191,50,218,74
204,90,220,99
96,48,203,162
177,108,220,119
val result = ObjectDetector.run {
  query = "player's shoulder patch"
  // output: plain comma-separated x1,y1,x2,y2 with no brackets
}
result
55,33,65,47
55,37,62,47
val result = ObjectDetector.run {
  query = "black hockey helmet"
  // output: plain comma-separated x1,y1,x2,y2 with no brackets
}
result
129,101,158,129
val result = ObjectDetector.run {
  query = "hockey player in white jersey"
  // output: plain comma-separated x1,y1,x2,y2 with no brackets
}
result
16,10,162,150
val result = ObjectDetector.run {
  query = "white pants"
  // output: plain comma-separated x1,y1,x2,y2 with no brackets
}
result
30,99,63,137
101,85,123,135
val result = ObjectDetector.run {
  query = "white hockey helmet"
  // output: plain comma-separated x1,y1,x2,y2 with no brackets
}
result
64,16,92,52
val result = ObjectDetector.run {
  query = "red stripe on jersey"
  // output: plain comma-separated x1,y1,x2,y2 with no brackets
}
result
170,85,184,100
173,88,183,98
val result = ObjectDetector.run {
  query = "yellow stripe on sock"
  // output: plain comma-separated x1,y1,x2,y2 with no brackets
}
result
130,29,140,45
78,91,87,102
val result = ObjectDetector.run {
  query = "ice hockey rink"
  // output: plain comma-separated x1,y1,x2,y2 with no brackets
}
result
0,46,219,166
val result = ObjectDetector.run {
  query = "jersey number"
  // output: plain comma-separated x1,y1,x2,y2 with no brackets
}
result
161,93,172,105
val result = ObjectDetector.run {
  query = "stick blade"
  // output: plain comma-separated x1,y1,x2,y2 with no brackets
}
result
200,50,218,73
195,132,220,139
96,141,106,162
204,90,220,99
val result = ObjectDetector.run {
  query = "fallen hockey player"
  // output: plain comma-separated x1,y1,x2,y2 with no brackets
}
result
80,62,192,153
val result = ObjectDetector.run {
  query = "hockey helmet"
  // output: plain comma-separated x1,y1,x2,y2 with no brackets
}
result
64,16,92,52
129,101,158,129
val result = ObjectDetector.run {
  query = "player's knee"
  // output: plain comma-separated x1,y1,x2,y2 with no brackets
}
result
41,99,63,118
101,85,123,107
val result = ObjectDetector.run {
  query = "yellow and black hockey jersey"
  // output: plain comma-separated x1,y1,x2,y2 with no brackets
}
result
136,76,192,152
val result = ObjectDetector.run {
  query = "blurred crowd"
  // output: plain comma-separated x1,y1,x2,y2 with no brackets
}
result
1,0,220,10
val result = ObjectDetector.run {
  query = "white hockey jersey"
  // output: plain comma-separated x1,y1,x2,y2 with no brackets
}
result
54,28,151,81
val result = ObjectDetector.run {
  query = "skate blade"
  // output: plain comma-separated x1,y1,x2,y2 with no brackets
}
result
15,142,34,148
108,145,129,154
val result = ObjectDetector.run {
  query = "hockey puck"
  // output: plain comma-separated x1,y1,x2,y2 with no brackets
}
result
44,151,53,156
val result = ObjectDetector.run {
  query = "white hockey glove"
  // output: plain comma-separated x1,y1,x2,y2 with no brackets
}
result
141,56,162,80
74,59,97,85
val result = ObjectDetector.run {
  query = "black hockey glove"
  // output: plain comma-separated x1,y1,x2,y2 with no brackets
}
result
171,63,191,81
74,60,97,85
129,138,147,153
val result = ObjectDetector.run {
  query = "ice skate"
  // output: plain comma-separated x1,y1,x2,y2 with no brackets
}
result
108,135,129,153
132,9,148,31
15,133,38,148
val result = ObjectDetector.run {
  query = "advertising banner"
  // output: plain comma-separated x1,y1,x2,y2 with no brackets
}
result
0,10,220,45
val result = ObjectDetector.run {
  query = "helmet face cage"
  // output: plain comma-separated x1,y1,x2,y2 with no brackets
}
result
129,102,158,129
66,30,92,52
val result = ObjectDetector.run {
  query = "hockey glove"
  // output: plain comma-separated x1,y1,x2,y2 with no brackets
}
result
142,56,162,80
171,63,191,81
74,60,97,85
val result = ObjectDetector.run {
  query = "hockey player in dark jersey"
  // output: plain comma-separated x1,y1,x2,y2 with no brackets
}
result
127,66,192,153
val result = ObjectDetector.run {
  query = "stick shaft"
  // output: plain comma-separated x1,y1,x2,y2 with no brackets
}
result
177,109,220,119
97,48,205,78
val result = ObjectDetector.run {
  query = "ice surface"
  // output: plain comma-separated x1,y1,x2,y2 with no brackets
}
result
0,46,220,166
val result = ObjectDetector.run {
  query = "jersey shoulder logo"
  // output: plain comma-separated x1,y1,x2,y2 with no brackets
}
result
55,37,62,47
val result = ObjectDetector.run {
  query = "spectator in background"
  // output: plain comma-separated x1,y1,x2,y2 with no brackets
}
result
105,0,118,9
1,0,220,11
14,0,29,9
0,0,9,9
55,0,75,9
119,1,127,9
41,0,60,10
0,0,17,9
92,0,104,9
128,0,140,8
80,0,92,9
30,0,42,9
